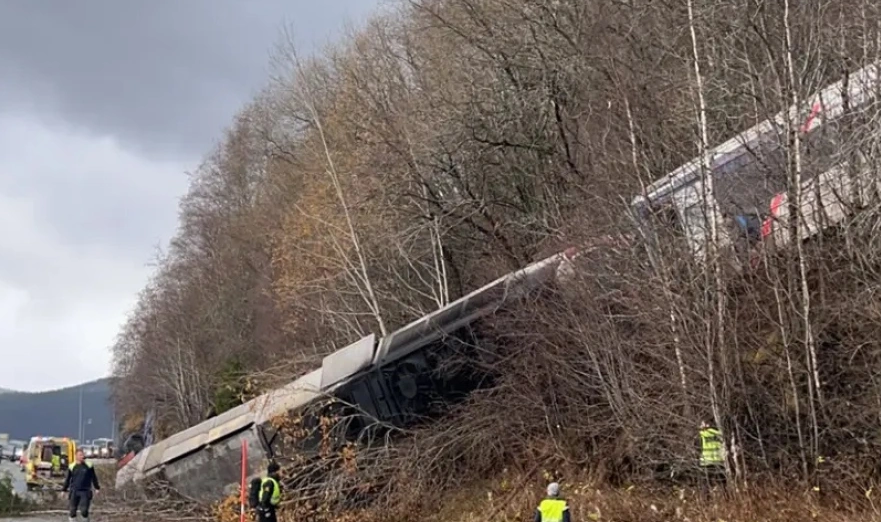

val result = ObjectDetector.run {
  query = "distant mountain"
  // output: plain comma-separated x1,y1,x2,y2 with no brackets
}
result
0,379,114,442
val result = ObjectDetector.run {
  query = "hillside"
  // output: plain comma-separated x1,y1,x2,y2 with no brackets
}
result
0,379,113,441
106,0,881,520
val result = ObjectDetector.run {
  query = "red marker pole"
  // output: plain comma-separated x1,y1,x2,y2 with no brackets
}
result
240,438,248,522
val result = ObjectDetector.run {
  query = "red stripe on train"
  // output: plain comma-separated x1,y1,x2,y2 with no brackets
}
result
801,102,822,133
762,193,786,238
761,102,819,238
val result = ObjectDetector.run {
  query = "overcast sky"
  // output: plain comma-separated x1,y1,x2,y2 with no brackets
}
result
0,0,378,392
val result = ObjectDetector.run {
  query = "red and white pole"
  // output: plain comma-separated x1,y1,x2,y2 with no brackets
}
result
240,438,248,522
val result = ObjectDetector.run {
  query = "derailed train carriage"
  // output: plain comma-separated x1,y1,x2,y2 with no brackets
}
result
115,249,579,502
632,61,881,262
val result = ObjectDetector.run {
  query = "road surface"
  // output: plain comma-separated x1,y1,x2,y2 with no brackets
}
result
0,458,52,522
1,458,28,497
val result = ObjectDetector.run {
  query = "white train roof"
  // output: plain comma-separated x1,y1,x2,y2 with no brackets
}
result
632,61,880,210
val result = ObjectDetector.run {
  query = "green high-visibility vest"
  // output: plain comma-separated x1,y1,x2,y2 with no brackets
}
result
700,428,724,466
261,477,281,506
537,498,568,522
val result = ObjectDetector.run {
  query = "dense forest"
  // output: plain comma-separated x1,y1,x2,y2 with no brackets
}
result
109,0,881,520
0,379,112,441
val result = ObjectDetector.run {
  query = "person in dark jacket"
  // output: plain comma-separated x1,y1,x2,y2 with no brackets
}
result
256,461,282,522
62,449,100,522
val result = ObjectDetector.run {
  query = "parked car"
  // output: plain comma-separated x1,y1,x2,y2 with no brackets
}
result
81,445,98,459
1,444,19,462
92,438,115,459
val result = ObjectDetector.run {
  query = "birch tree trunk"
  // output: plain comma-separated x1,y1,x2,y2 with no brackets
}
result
687,0,730,478
782,0,822,466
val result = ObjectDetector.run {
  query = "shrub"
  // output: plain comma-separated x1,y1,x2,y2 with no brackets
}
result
0,471,34,515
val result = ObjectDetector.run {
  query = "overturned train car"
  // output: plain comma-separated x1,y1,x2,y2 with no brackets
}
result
631,61,881,264
115,249,577,502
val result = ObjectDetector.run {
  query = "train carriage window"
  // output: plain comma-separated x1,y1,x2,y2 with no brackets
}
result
802,118,842,182
643,201,687,244
712,135,788,218
651,202,682,232
637,200,691,256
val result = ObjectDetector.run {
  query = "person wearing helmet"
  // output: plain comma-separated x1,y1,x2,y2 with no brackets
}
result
534,482,571,522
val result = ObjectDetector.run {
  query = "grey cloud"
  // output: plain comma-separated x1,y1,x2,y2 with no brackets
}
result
0,115,187,263
0,0,380,391
0,0,378,161
0,0,379,279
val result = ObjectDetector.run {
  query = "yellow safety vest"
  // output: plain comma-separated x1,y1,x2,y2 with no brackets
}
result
537,498,568,522
69,461,93,470
261,477,281,506
700,428,724,466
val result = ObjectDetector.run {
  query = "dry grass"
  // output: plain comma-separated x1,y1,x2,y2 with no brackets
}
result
94,462,117,490
391,474,881,522
206,470,881,522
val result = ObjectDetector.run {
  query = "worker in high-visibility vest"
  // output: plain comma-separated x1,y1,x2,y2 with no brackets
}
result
699,421,726,491
256,461,282,522
699,421,724,468
533,482,571,522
